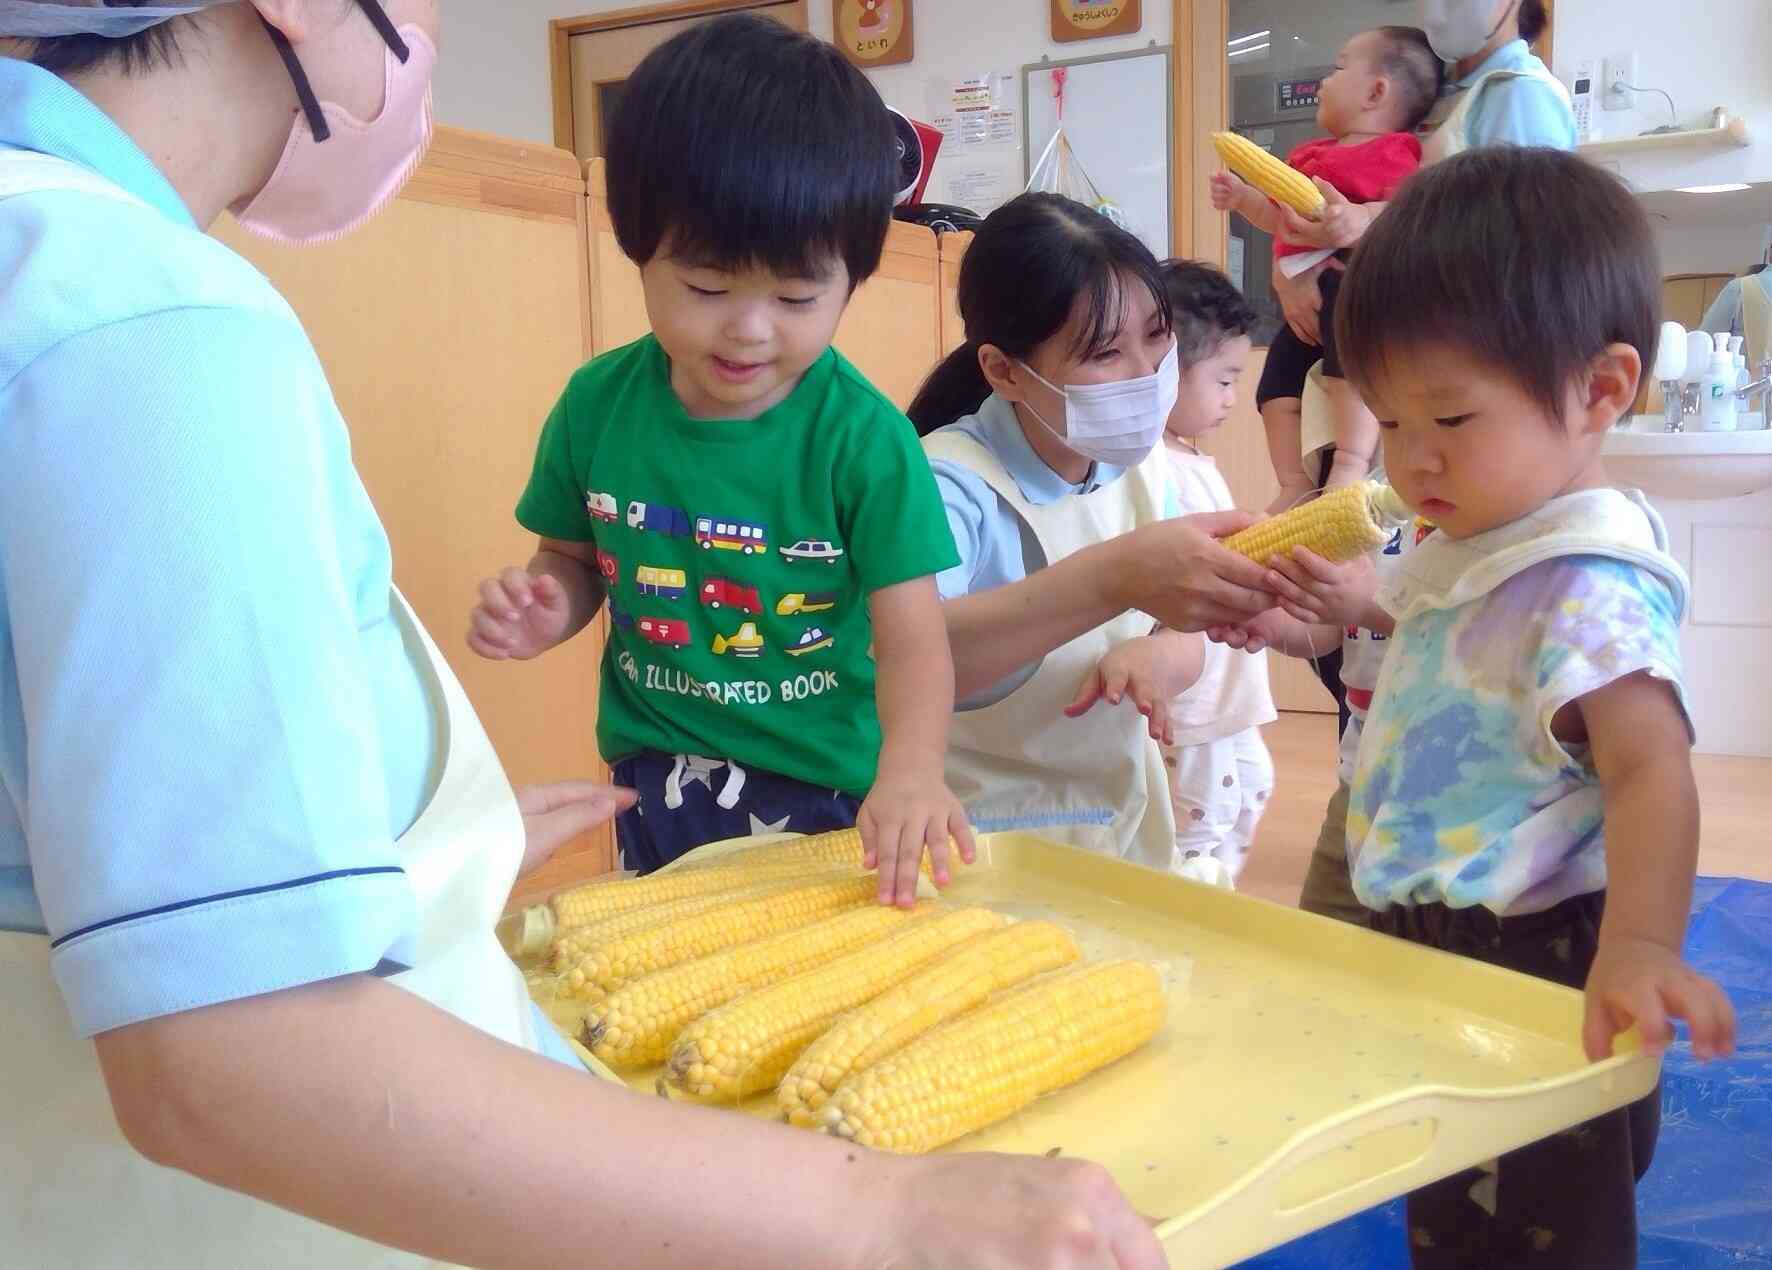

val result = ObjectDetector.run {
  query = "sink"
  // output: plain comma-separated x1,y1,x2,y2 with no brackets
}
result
1603,418,1772,500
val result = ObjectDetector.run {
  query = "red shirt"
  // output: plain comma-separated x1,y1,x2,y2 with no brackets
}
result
1273,132,1422,259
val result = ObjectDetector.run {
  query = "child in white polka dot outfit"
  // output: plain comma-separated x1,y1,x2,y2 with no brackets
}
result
1157,261,1276,885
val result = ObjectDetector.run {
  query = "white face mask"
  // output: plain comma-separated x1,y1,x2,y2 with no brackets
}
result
1422,0,1514,62
1018,340,1179,469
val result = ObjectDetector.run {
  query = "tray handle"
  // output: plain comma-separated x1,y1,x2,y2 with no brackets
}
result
1160,1059,1658,1267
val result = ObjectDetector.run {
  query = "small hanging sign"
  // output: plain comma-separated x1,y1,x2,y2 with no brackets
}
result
833,0,914,67
1051,0,1141,43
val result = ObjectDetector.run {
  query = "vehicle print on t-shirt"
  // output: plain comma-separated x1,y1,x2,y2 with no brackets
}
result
596,549,619,583
701,577,762,614
636,565,688,600
696,516,768,555
627,500,692,537
636,616,691,649
775,591,837,617
780,539,845,564
711,621,765,658
785,627,834,656
586,490,619,523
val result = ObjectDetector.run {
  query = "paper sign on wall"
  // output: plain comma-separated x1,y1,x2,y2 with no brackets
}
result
928,72,1019,153
946,163,1012,217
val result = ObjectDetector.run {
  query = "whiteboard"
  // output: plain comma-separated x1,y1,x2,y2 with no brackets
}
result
1023,46,1172,258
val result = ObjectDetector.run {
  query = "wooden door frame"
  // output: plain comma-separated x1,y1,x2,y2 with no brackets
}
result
1171,0,1558,265
550,0,809,155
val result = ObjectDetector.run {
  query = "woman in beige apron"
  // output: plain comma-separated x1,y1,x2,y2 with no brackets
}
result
0,4,1166,1268
909,195,1276,871
1701,227,1772,374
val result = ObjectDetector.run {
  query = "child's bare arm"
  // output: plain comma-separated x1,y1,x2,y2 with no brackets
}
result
467,538,604,661
1577,672,1735,1062
863,576,975,908
1209,170,1283,236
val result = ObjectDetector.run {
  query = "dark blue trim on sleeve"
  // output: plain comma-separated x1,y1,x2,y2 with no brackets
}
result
49,866,407,949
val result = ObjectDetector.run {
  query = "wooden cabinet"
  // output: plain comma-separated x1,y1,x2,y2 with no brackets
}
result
214,128,616,875
939,231,971,357
584,159,944,408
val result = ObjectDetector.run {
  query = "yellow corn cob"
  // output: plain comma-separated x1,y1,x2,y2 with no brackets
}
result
665,908,1007,1102
1222,480,1411,566
557,874,881,1002
778,920,1081,1127
583,903,925,1068
677,826,943,877
549,857,862,931
1213,130,1324,217
548,872,852,971
820,960,1166,1154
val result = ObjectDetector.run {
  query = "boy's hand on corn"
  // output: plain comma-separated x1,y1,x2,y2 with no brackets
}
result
467,566,572,660
1582,934,1737,1063
859,765,975,908
1064,634,1200,745
1264,548,1378,627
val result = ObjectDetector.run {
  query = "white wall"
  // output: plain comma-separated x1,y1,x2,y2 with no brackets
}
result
432,1,591,144
1553,0,1772,193
852,2,1171,212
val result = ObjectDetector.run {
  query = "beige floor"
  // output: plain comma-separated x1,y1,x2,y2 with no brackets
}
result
1239,712,1772,908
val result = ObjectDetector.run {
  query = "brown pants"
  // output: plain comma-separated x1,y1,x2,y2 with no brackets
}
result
1298,781,1365,925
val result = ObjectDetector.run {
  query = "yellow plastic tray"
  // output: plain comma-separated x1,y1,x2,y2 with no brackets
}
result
516,832,1661,1269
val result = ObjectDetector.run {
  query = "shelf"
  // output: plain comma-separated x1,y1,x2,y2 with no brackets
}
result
1578,113,1752,157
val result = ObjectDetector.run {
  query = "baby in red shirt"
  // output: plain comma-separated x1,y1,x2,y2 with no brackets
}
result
1212,26,1443,512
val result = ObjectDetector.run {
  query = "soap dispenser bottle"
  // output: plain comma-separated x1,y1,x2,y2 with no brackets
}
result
1699,331,1739,431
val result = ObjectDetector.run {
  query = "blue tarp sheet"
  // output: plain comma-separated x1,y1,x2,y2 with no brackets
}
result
1239,877,1772,1269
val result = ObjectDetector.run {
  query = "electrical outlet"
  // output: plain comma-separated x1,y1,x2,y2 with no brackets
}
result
1602,51,1637,111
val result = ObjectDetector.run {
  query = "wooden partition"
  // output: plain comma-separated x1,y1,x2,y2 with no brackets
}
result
214,128,616,875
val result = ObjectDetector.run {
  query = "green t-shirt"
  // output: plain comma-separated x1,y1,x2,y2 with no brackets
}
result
516,336,958,797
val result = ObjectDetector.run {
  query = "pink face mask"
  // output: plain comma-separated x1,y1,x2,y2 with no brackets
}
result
232,14,437,245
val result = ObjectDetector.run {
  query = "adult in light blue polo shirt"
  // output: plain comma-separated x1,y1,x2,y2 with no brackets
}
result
0,4,1168,1268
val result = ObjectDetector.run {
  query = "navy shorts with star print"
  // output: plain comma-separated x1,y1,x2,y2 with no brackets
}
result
610,750,863,874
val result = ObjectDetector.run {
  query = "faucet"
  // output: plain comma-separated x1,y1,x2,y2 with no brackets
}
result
1663,379,1700,432
1733,357,1772,413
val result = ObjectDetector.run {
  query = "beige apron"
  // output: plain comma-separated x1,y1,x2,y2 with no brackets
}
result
1742,272,1769,374
2,148,548,1269
925,429,1178,870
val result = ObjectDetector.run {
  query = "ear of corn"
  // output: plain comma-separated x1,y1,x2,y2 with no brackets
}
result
676,826,942,877
549,856,870,932
1222,480,1407,566
664,908,1008,1102
820,960,1166,1154
777,920,1081,1128
557,874,881,1002
583,903,926,1068
549,872,854,971
1213,131,1325,218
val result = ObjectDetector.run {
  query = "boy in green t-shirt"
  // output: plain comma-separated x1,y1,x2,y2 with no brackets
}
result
468,15,969,904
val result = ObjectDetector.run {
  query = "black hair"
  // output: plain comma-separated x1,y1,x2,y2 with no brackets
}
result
604,13,897,288
27,0,193,75
1372,26,1445,134
1160,259,1256,369
1335,146,1659,419
1519,0,1549,45
906,193,1171,434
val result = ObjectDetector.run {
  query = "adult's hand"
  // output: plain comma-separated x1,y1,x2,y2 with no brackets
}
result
1113,513,1275,632
1270,258,1332,347
1276,179,1373,253
516,781,637,876
859,1152,1170,1270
